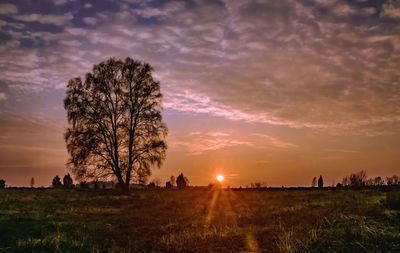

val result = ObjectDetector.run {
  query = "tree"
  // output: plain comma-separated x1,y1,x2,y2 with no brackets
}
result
30,177,35,188
52,175,62,188
311,177,317,188
64,58,168,192
165,181,172,188
170,176,176,187
318,175,324,188
176,173,189,188
346,170,367,187
0,179,5,188
63,173,74,188
373,176,383,186
387,175,399,185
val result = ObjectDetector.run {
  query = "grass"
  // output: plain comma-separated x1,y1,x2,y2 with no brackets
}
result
0,188,399,252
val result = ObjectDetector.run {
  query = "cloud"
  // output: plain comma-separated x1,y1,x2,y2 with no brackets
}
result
0,92,6,101
83,17,97,25
0,4,17,15
54,0,68,6
324,149,359,154
14,12,73,26
170,132,253,155
252,134,298,149
381,1,400,19
0,0,399,136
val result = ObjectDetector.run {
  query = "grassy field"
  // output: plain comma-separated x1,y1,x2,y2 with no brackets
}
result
0,188,399,253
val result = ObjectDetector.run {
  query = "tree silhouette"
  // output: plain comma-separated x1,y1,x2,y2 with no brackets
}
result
63,173,74,188
318,175,324,188
176,173,189,188
373,176,382,186
52,175,62,188
343,170,367,187
30,177,34,188
64,58,167,192
311,177,317,188
0,179,5,188
170,176,176,187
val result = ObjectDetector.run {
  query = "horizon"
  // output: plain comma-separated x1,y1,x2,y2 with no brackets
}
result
1,0,400,187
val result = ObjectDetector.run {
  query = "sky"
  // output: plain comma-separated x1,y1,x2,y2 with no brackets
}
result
0,0,400,187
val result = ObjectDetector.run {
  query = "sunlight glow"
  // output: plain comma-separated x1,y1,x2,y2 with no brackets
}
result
216,174,224,183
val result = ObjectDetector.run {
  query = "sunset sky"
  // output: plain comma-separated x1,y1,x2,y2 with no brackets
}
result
1,0,400,187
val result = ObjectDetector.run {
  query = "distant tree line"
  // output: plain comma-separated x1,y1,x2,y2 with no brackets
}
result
310,172,399,188
339,170,399,187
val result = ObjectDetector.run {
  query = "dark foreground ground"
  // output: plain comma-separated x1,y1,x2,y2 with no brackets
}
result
0,188,399,253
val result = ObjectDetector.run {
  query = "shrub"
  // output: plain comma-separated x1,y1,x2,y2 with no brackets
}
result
176,173,189,188
52,175,62,188
63,174,74,188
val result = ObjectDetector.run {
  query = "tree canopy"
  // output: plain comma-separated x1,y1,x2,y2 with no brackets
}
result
64,57,167,191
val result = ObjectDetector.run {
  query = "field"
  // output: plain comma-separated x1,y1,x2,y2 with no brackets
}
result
0,188,399,253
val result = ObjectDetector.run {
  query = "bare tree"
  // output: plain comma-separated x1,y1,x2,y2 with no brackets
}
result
373,176,383,186
64,58,167,192
311,177,317,188
387,175,399,185
30,177,34,188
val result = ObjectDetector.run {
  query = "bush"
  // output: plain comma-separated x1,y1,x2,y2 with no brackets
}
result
0,179,5,188
176,173,189,188
63,174,74,188
386,191,400,210
52,175,62,188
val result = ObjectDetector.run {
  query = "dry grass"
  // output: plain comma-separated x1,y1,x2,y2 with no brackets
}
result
0,188,399,252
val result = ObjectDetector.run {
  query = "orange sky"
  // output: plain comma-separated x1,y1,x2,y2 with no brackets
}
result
1,0,400,187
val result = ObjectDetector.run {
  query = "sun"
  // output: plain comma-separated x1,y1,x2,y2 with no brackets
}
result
216,174,224,183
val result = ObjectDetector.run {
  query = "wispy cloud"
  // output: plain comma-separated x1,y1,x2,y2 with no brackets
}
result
170,132,253,155
0,92,6,101
0,4,17,15
0,0,399,137
14,12,73,26
252,134,298,149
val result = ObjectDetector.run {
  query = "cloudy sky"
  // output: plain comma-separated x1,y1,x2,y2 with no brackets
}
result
1,0,400,187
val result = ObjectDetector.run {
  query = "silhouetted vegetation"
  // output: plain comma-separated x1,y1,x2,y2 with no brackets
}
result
318,175,324,188
250,182,267,188
387,175,400,185
63,173,74,188
64,57,167,192
170,176,175,187
0,179,5,188
311,177,317,187
52,175,62,188
341,170,399,187
342,170,367,187
30,177,34,188
176,173,189,188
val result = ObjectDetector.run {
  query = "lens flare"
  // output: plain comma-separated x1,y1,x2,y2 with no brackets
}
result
216,174,224,182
